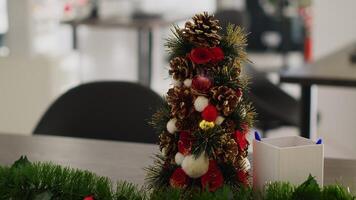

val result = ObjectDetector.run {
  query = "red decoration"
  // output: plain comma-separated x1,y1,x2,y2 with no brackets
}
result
236,88,242,98
192,75,212,92
241,123,249,132
210,47,224,62
236,170,249,186
201,104,218,122
201,160,224,192
83,195,94,200
189,48,213,64
178,131,192,155
234,130,248,150
170,168,189,188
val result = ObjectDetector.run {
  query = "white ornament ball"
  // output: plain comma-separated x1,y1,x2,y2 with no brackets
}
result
182,152,209,178
183,79,192,87
194,96,209,112
166,118,177,134
172,79,182,87
215,116,225,125
175,152,185,165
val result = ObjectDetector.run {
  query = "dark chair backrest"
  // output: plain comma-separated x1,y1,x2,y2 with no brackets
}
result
244,65,300,130
33,81,164,143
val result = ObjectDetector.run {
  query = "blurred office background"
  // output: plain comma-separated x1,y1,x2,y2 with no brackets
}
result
1,0,356,158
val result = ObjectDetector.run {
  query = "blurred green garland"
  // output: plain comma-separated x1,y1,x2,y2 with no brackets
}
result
0,156,354,200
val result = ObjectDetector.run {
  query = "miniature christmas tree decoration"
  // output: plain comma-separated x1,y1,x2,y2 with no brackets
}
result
146,12,256,193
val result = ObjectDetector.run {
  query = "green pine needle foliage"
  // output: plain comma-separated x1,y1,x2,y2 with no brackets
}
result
144,155,176,190
0,157,355,200
165,25,193,60
191,126,225,158
292,174,322,200
115,182,145,200
264,182,294,200
149,101,171,135
322,185,355,200
148,187,182,200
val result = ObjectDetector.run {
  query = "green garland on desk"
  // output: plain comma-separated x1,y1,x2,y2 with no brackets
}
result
0,157,354,200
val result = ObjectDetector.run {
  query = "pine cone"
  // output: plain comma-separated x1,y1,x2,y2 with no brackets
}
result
237,157,251,173
222,119,236,134
159,131,176,158
166,86,194,119
176,112,200,131
169,57,194,81
216,134,239,163
182,12,222,47
211,86,239,116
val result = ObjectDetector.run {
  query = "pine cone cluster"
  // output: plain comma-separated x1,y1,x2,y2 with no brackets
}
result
211,86,239,116
217,134,239,163
169,57,193,81
221,119,236,134
176,114,200,131
182,12,222,47
166,87,194,119
159,131,176,159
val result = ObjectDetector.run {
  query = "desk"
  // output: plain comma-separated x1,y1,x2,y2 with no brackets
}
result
0,134,156,185
63,16,185,87
280,45,356,138
0,134,355,191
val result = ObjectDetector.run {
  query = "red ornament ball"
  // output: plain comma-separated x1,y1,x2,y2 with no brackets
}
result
210,47,224,62
83,195,95,200
170,167,189,188
192,75,212,92
189,48,213,64
201,104,218,122
236,170,249,186
178,131,192,156
201,160,224,192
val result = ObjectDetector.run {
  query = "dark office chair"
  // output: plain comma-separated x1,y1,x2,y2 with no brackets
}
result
33,81,164,143
245,66,300,131
215,9,300,133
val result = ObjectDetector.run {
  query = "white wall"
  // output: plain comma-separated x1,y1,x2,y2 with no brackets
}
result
313,0,356,59
0,55,79,134
313,0,356,158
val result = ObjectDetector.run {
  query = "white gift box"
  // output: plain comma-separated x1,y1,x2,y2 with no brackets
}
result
253,136,324,190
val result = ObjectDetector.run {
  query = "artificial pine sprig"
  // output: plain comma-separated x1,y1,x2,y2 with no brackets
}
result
0,157,355,200
115,181,145,200
213,65,241,90
165,25,193,60
219,162,239,187
230,101,256,130
223,24,248,63
191,126,225,159
0,158,114,200
144,154,176,190
292,174,322,200
149,101,171,135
